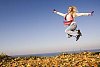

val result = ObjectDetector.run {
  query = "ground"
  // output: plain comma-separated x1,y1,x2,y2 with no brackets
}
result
0,52,100,67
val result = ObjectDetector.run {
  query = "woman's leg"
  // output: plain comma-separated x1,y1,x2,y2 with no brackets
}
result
65,22,78,37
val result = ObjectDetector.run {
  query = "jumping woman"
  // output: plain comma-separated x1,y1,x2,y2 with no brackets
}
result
53,6,94,41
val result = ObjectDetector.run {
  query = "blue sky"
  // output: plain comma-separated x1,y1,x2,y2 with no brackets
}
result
0,0,100,55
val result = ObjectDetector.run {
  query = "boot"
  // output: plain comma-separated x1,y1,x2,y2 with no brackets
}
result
77,30,82,36
76,30,82,41
76,35,80,41
68,34,72,38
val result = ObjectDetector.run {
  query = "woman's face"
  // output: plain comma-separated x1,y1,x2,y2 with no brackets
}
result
68,7,73,12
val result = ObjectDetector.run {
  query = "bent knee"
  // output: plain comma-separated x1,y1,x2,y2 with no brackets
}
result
65,30,70,34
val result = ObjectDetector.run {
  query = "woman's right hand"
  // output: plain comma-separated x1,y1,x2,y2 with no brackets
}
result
53,9,57,13
91,11,94,16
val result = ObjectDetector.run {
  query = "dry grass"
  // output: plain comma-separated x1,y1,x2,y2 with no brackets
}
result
0,52,100,67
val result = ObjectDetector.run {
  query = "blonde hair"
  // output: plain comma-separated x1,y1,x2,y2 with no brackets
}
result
68,6,78,17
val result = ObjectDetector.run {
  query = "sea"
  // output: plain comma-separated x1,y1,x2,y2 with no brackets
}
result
12,49,100,57
12,52,60,57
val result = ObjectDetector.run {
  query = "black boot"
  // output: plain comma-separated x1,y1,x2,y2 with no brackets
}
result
77,30,82,36
76,35,80,41
68,34,72,38
76,30,82,41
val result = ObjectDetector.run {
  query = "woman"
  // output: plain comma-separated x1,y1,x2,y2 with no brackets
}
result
53,6,94,41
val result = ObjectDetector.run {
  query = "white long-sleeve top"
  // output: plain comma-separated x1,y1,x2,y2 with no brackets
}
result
54,11,91,21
